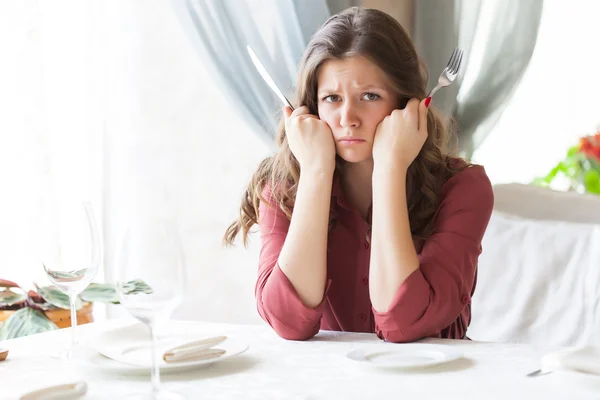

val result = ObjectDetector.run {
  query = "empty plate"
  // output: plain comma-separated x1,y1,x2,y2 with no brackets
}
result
347,344,463,370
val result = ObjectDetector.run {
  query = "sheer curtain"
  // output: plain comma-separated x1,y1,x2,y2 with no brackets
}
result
172,0,544,157
170,0,331,146
413,0,544,157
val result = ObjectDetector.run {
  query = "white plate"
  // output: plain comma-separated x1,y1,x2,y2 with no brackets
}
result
71,323,249,374
347,344,463,370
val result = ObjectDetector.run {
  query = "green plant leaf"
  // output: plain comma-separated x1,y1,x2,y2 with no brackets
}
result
80,283,119,304
121,279,153,296
584,169,600,194
36,285,83,310
531,177,549,187
0,307,58,340
567,145,580,157
27,301,59,312
0,289,27,308
537,162,562,184
44,268,88,281
79,280,153,303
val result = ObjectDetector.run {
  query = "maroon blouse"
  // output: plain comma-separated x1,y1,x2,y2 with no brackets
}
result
255,162,494,343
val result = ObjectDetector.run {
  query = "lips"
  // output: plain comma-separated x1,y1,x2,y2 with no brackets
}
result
338,137,365,143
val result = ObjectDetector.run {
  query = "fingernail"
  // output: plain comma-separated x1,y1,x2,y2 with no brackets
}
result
425,97,432,108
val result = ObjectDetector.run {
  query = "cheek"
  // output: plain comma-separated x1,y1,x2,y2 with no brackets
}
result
370,105,395,125
362,108,392,139
317,105,337,126
366,111,388,130
379,102,396,118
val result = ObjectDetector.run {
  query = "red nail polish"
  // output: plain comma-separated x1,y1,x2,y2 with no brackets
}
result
425,97,431,108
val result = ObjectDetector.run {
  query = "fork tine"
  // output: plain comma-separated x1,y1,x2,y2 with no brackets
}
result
446,49,459,70
448,49,459,72
451,49,463,74
449,49,463,75
455,50,463,73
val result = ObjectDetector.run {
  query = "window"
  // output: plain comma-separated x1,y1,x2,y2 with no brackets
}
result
472,1,600,185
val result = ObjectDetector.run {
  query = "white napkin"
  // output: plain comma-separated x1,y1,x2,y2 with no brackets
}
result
542,346,600,375
163,335,227,363
20,381,87,400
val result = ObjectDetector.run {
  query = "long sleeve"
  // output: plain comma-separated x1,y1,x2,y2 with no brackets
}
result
372,166,494,343
255,187,329,340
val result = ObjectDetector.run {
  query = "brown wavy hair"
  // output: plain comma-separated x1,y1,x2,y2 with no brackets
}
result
224,6,467,247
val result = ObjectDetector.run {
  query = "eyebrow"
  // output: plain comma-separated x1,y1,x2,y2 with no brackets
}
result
317,85,389,95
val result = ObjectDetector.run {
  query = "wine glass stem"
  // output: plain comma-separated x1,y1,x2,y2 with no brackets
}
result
68,293,78,350
149,323,161,394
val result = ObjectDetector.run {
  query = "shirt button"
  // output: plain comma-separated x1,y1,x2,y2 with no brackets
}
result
361,277,368,285
364,241,370,250
359,313,367,321
462,295,471,304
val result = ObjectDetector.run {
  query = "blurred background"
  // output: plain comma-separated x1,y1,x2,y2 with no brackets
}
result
1,0,599,338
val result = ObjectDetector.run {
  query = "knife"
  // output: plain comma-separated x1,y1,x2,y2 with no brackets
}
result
246,45,295,111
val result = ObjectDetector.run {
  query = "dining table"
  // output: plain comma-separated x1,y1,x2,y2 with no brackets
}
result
1,319,598,399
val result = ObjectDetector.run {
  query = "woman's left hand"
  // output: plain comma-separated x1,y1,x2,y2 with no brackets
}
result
373,98,429,171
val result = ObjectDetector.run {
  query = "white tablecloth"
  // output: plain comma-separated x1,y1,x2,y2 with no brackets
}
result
1,319,598,399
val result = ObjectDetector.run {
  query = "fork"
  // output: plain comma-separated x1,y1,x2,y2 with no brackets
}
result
426,48,464,100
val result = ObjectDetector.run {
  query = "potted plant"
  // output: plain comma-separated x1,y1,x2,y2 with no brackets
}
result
0,278,149,340
533,131,600,194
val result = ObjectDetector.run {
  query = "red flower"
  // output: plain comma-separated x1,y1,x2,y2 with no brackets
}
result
579,132,600,163
593,148,600,163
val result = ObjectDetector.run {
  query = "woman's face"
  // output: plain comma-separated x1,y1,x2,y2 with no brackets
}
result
317,56,397,164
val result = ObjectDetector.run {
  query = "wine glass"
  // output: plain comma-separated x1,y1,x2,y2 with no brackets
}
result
116,217,185,400
41,200,101,359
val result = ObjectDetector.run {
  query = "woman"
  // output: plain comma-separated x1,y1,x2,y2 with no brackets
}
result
224,7,493,343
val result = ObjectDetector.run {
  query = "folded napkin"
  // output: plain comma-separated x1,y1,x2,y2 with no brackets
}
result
542,346,600,375
20,381,87,400
163,335,227,363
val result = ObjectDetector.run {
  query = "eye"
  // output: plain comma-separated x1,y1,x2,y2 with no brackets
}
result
321,94,341,103
362,92,381,101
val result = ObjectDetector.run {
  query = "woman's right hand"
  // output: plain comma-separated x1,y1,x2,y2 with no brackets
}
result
283,106,336,174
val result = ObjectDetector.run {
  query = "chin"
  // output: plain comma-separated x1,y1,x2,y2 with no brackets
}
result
337,150,372,164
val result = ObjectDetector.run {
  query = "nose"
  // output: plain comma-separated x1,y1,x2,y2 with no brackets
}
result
339,101,360,128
